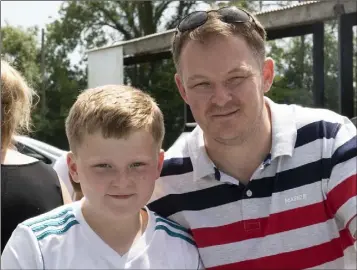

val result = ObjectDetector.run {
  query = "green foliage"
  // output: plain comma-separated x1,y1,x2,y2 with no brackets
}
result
1,25,40,87
2,1,355,150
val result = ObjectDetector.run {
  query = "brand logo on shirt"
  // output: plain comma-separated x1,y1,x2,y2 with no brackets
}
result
285,194,307,204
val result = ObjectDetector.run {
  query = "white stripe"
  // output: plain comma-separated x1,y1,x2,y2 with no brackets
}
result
332,120,356,150
272,180,324,214
343,244,357,269
307,256,346,269
199,219,339,268
335,196,357,228
155,172,225,195
279,138,334,173
294,107,343,130
309,241,356,269
169,181,326,230
328,158,356,191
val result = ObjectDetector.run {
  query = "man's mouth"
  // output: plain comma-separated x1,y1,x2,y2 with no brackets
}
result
212,109,239,117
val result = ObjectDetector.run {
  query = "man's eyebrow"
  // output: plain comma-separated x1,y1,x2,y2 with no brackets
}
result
227,66,252,74
187,74,207,82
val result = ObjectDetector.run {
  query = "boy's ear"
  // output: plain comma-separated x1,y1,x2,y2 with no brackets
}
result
67,152,80,184
157,149,165,177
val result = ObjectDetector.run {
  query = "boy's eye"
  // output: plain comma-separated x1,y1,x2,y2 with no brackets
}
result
95,164,112,169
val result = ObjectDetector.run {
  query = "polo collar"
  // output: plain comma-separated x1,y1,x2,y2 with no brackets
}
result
186,97,297,181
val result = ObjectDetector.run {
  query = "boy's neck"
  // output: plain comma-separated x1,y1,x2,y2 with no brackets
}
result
81,199,148,256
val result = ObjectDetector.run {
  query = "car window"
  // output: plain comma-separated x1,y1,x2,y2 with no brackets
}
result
15,142,52,165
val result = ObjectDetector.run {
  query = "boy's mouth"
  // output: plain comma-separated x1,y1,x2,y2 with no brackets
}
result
107,194,134,199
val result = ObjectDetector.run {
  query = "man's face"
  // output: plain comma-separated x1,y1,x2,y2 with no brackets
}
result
67,130,164,219
175,35,274,144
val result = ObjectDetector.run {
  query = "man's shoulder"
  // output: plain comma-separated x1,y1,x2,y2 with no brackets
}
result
162,133,194,178
288,104,347,128
21,202,80,242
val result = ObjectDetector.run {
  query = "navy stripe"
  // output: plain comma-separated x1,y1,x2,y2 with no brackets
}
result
155,225,196,246
31,214,76,233
161,157,193,177
295,121,340,148
331,136,357,167
149,184,245,217
149,157,335,217
36,220,79,241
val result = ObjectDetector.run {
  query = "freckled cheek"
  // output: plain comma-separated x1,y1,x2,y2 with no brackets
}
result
82,172,114,192
131,168,158,184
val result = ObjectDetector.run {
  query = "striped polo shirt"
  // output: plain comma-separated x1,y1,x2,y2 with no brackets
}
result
2,199,203,269
149,98,357,269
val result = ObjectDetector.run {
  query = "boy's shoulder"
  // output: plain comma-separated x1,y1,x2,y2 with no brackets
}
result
148,211,202,269
151,211,196,247
22,202,80,242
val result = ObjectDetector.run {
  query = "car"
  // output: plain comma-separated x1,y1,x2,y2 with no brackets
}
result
13,135,67,166
351,117,357,127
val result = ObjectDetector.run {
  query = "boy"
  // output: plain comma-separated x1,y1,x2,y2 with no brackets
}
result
2,85,203,269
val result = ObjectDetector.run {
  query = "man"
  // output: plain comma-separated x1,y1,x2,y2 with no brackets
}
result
148,6,357,269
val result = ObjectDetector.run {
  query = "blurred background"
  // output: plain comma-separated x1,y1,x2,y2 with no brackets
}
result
1,0,356,154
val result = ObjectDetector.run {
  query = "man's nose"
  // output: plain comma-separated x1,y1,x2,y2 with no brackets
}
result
210,86,232,107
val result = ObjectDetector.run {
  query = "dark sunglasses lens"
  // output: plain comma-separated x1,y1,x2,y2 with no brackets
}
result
178,11,208,32
219,7,249,23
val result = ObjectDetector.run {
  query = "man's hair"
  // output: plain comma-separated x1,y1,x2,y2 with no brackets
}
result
65,85,165,153
172,8,267,69
1,60,37,150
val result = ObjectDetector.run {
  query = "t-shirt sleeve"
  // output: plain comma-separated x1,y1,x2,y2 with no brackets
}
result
1,224,43,269
325,117,357,238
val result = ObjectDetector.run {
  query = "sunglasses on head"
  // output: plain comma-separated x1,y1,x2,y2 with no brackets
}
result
176,6,256,34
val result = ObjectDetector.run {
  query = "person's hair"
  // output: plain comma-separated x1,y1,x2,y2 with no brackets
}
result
65,85,165,153
1,60,37,151
172,8,267,69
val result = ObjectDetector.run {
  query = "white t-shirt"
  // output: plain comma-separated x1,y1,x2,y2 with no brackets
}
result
2,200,203,269
52,152,73,196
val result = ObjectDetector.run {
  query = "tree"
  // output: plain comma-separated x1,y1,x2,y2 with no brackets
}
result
1,25,40,87
43,1,198,149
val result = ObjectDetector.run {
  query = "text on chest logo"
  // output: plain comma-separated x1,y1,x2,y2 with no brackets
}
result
285,193,307,204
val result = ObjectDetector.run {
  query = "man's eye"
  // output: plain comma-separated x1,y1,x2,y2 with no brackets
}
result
130,162,145,168
194,82,210,88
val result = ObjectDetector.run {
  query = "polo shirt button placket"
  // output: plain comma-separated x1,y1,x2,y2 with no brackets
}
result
242,187,261,232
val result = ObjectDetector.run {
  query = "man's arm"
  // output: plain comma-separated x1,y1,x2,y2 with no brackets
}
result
326,117,356,239
1,224,43,269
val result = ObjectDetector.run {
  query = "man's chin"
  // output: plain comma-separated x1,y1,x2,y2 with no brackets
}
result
209,129,246,146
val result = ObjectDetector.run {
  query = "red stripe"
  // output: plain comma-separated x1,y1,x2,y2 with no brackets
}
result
339,227,355,250
207,229,354,270
327,174,356,215
192,201,333,248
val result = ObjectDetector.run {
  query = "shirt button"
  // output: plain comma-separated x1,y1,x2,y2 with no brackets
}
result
246,190,253,197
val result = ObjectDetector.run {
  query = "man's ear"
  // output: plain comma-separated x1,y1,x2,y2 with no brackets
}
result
174,73,189,104
157,149,165,178
67,152,80,184
262,57,275,94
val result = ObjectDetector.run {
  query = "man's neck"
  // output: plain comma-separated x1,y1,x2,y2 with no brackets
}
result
205,105,272,185
81,200,148,255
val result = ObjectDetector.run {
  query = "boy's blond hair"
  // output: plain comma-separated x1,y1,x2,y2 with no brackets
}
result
65,85,165,154
1,60,37,150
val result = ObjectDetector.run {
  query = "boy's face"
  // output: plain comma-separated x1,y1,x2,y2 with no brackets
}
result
67,130,164,219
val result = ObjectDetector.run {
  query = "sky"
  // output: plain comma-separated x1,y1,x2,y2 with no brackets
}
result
1,1,62,28
1,1,83,64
